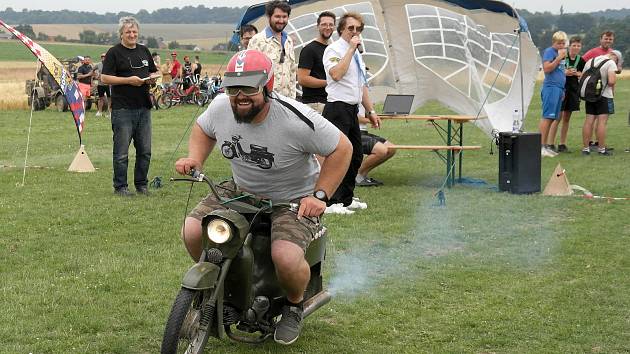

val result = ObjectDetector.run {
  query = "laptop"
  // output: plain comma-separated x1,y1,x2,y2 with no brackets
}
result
381,94,414,116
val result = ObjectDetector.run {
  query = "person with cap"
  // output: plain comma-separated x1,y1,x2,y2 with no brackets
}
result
247,0,297,98
170,51,182,80
580,49,622,156
101,16,159,196
322,12,381,209
175,49,351,345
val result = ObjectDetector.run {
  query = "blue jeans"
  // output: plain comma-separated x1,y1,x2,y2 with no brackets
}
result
111,108,152,190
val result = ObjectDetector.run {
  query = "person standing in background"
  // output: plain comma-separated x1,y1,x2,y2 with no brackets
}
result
547,36,585,153
93,53,111,117
76,55,93,106
170,51,181,81
581,50,622,156
538,31,567,158
322,12,381,209
239,24,258,50
161,58,172,84
297,11,336,114
583,31,615,62
101,16,158,196
193,55,202,82
582,31,615,150
248,0,297,98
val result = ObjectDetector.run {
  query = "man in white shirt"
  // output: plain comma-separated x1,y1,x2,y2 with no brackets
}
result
581,50,622,156
322,12,380,207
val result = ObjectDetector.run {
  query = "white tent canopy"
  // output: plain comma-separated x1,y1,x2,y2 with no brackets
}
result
237,0,541,136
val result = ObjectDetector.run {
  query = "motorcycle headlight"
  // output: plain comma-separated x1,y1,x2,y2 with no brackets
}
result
206,219,232,244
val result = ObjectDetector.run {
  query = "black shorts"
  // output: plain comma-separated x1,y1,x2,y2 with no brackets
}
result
585,97,614,116
361,130,387,155
561,89,580,112
97,85,110,98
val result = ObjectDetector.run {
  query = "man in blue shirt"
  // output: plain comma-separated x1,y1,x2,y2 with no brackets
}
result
539,31,567,158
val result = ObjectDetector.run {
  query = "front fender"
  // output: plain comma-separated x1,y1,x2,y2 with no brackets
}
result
181,262,220,290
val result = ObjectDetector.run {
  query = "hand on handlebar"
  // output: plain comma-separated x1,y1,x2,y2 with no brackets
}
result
175,158,202,176
297,195,326,219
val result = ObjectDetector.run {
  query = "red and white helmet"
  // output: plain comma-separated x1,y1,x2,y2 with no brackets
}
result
223,50,274,92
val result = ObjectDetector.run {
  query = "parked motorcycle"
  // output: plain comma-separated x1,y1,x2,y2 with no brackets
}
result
198,75,224,107
161,171,331,353
221,135,274,169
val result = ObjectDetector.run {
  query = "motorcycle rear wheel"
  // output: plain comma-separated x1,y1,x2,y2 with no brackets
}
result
161,288,212,354
157,93,170,110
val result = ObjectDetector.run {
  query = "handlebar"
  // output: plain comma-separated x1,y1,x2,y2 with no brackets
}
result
171,169,300,214
170,169,223,201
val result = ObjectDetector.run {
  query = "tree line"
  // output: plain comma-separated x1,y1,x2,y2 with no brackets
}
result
521,9,629,63
1,6,628,60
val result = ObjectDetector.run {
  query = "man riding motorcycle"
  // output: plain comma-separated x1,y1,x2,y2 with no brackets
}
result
175,49,351,345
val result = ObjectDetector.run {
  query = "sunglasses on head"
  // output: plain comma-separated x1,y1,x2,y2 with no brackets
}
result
346,25,364,33
225,85,264,97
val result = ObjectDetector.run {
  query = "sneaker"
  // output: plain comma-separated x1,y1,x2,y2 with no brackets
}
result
366,177,384,186
274,305,303,345
541,147,556,157
324,203,355,214
625,147,630,153
356,177,379,187
95,111,102,117
347,197,368,210
557,144,568,153
598,148,613,156
114,187,134,197
581,148,590,156
546,144,558,153
136,186,150,195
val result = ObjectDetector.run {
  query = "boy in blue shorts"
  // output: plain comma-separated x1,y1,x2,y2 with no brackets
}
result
539,31,568,157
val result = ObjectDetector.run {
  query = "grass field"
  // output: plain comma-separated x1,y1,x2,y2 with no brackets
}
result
1,80,629,353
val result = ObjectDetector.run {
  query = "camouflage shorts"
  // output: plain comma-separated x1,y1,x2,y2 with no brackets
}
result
188,180,321,252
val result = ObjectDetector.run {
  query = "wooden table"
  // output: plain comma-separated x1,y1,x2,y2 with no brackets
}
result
379,115,486,187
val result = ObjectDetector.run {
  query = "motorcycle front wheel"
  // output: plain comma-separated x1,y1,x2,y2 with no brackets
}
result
161,288,212,354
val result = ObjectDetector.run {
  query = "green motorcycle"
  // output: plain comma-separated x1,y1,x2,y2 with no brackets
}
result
161,171,331,353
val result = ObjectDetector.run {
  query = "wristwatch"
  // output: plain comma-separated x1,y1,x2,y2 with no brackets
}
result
313,190,328,203
368,110,377,115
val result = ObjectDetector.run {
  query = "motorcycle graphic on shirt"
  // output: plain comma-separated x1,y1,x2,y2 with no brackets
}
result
221,135,274,169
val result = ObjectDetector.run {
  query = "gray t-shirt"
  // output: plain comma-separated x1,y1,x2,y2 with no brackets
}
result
197,93,341,202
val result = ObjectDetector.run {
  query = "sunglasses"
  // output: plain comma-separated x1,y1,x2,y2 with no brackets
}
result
279,48,286,64
225,86,263,97
346,25,364,33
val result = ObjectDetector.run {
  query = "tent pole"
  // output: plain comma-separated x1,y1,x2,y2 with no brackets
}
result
517,27,525,122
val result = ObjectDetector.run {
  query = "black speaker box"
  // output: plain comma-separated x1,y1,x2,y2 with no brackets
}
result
498,132,541,194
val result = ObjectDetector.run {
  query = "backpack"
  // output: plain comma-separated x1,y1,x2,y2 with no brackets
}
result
578,58,610,102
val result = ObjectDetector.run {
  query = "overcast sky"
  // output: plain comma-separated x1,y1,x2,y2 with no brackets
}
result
1,0,629,15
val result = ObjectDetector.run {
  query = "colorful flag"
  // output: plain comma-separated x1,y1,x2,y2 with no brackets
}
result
0,19,86,144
